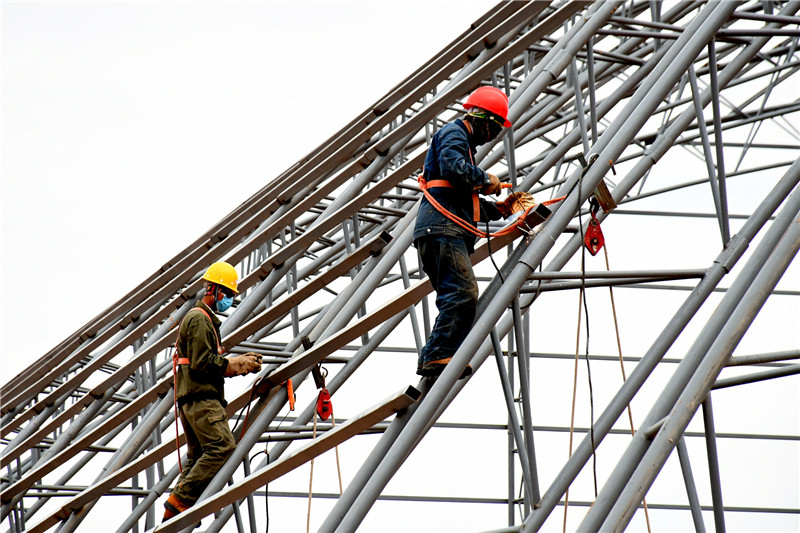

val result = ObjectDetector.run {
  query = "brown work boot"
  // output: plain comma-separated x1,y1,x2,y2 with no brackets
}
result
418,358,472,380
163,493,191,521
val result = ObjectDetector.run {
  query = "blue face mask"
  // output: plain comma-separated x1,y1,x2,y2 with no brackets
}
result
215,295,234,313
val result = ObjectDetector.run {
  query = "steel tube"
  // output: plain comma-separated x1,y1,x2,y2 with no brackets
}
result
333,5,627,528
707,40,730,244
523,7,800,526
713,364,800,389
156,387,421,533
676,437,706,533
597,195,800,531
702,396,727,533
511,299,539,506
577,174,800,530
491,330,534,508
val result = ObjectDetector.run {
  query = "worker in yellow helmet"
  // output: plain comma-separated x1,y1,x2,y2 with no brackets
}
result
163,261,262,521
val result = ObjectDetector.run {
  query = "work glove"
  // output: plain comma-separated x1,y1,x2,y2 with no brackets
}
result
480,173,502,196
224,352,262,377
497,191,536,219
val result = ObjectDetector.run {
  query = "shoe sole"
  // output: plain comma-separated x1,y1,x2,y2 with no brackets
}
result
418,363,472,380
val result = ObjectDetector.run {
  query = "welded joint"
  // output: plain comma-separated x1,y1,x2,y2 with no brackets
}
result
714,232,748,273
644,416,667,439
543,49,572,81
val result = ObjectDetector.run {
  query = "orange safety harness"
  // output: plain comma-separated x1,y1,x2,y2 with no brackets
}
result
171,306,223,471
418,175,565,238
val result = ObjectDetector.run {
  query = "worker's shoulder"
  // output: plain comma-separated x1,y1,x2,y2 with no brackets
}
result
183,306,215,328
439,121,466,136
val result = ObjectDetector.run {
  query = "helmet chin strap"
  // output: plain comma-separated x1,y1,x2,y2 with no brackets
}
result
205,284,221,308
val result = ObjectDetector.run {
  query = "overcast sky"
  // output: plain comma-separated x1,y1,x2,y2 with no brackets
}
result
1,0,493,383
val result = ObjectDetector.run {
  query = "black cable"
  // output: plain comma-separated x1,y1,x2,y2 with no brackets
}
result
481,203,505,284
247,445,271,532
577,156,599,497
231,377,262,436
266,448,270,533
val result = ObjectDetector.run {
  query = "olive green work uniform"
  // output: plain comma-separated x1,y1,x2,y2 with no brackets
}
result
172,301,235,505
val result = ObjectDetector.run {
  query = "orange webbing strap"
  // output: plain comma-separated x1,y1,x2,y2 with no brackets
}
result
171,306,224,471
418,175,566,238
424,179,480,222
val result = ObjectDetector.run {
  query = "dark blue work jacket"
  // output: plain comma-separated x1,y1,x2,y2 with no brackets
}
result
413,119,502,252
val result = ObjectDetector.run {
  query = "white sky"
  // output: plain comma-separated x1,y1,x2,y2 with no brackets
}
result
1,0,493,383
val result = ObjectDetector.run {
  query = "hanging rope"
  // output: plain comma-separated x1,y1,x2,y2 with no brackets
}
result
604,243,652,533
564,288,584,532
565,163,599,531
171,346,183,473
307,401,343,532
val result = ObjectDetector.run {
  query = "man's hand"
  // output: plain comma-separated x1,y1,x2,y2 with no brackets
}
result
497,191,536,219
480,173,502,196
224,352,262,377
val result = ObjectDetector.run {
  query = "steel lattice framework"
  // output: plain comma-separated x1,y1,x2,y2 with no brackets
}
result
2,1,799,532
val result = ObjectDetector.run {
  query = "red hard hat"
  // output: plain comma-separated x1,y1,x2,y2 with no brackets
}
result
463,86,512,127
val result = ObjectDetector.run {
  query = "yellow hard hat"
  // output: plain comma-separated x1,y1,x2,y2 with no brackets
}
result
202,261,239,294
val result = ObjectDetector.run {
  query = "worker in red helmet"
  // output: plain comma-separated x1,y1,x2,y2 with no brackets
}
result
163,262,262,521
413,86,514,379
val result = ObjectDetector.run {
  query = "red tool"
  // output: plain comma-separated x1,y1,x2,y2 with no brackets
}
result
584,212,605,256
316,388,332,420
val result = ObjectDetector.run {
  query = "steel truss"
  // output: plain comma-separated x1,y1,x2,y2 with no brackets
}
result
2,1,799,531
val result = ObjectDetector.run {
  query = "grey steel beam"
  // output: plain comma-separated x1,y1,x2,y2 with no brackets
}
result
336,2,684,525
491,330,534,509
713,364,800,389
687,63,726,243
523,4,800,527
676,437,706,533
707,39,731,244
204,311,411,533
702,396,727,533
577,173,800,529
155,387,421,533
511,298,540,509
592,189,800,531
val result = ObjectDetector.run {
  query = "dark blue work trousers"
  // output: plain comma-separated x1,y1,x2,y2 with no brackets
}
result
416,235,479,368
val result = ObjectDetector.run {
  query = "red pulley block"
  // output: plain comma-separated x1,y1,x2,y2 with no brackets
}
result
316,388,332,421
584,212,604,256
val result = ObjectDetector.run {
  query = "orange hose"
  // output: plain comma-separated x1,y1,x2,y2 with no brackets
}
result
418,176,563,238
